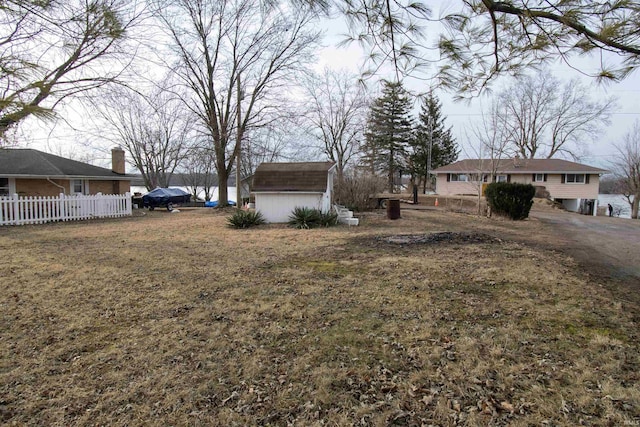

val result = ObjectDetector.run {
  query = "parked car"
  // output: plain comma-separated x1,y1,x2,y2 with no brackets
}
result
142,187,191,211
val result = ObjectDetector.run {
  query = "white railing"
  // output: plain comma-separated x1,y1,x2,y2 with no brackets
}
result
0,192,132,226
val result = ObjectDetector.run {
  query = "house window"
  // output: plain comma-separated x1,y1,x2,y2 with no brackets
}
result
496,175,508,183
534,173,546,182
565,174,585,184
0,178,9,196
71,179,86,194
450,174,468,182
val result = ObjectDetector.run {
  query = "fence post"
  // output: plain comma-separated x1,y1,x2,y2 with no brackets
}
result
59,193,66,221
125,192,132,215
12,194,19,225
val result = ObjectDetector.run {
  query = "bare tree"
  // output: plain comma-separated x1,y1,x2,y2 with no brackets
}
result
611,121,640,219
156,0,320,206
94,82,193,190
463,103,513,215
0,0,144,141
303,68,368,187
495,71,613,159
182,145,217,201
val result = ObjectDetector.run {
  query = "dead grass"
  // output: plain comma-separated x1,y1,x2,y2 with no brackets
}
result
0,208,638,426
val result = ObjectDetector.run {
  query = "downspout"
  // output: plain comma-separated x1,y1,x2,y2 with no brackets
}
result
47,177,67,194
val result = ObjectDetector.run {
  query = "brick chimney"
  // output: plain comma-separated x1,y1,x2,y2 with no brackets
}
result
111,146,125,174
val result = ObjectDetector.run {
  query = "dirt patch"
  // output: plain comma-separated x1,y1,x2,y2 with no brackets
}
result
379,231,502,245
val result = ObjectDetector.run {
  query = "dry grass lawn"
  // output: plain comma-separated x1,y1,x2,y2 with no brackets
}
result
1,208,638,426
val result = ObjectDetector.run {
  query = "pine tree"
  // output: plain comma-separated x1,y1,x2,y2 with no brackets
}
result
364,80,413,193
411,91,459,193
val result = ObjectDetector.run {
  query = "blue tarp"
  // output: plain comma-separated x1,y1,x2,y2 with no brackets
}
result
205,200,236,207
142,187,191,209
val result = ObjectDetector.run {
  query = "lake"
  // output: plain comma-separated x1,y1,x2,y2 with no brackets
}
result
598,194,634,218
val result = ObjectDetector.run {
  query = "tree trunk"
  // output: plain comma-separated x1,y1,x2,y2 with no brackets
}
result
633,193,640,219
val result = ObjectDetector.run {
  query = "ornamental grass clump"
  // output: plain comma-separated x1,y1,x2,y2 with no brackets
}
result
227,209,266,229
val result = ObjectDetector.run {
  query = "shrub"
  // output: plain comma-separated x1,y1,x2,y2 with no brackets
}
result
227,210,266,229
334,170,386,212
485,182,536,220
288,207,337,229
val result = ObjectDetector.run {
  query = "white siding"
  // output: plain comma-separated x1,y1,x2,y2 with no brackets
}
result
255,192,324,223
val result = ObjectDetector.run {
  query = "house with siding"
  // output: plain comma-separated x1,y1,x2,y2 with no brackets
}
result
252,162,336,223
432,158,608,215
0,147,130,197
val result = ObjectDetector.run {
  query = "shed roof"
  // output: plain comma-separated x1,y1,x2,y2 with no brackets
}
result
432,158,608,174
0,148,129,179
252,162,335,192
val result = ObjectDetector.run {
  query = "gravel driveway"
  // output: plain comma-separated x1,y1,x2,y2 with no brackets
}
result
531,209,640,300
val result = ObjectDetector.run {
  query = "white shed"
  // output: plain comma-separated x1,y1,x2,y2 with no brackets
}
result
252,162,336,223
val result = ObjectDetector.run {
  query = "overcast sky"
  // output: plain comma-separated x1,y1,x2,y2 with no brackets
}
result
315,1,640,171
20,1,640,171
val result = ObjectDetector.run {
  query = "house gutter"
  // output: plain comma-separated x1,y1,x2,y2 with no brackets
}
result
47,177,67,194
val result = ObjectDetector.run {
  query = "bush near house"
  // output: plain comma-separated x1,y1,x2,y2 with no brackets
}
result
288,207,338,229
485,182,536,220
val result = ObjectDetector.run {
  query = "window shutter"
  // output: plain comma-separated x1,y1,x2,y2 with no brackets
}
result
447,173,450,182
544,173,547,182
532,173,536,181
585,174,590,184
561,174,565,184
507,174,511,183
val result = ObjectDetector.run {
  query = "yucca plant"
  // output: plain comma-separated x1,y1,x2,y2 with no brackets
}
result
318,211,338,227
288,206,321,229
227,210,266,229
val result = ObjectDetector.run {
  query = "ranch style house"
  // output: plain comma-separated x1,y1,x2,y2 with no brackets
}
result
0,147,131,197
432,158,608,215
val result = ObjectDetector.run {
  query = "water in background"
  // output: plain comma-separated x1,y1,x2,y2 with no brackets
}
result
598,194,634,219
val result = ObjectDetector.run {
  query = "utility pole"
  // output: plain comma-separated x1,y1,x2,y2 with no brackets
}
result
426,116,433,192
236,72,243,208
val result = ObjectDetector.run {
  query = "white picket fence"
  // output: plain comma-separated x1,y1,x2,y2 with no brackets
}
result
0,192,132,226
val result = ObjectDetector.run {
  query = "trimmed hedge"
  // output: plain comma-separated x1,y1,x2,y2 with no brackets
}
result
484,182,535,220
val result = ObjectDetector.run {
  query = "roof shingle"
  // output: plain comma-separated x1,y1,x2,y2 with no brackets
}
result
252,162,335,192
431,158,608,174
0,148,129,179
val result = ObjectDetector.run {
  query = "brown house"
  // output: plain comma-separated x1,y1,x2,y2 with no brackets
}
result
0,147,131,197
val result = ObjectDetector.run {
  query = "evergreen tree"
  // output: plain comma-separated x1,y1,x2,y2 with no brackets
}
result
364,80,413,193
411,91,459,192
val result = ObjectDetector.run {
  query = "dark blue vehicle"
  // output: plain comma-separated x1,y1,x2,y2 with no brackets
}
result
142,187,191,211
